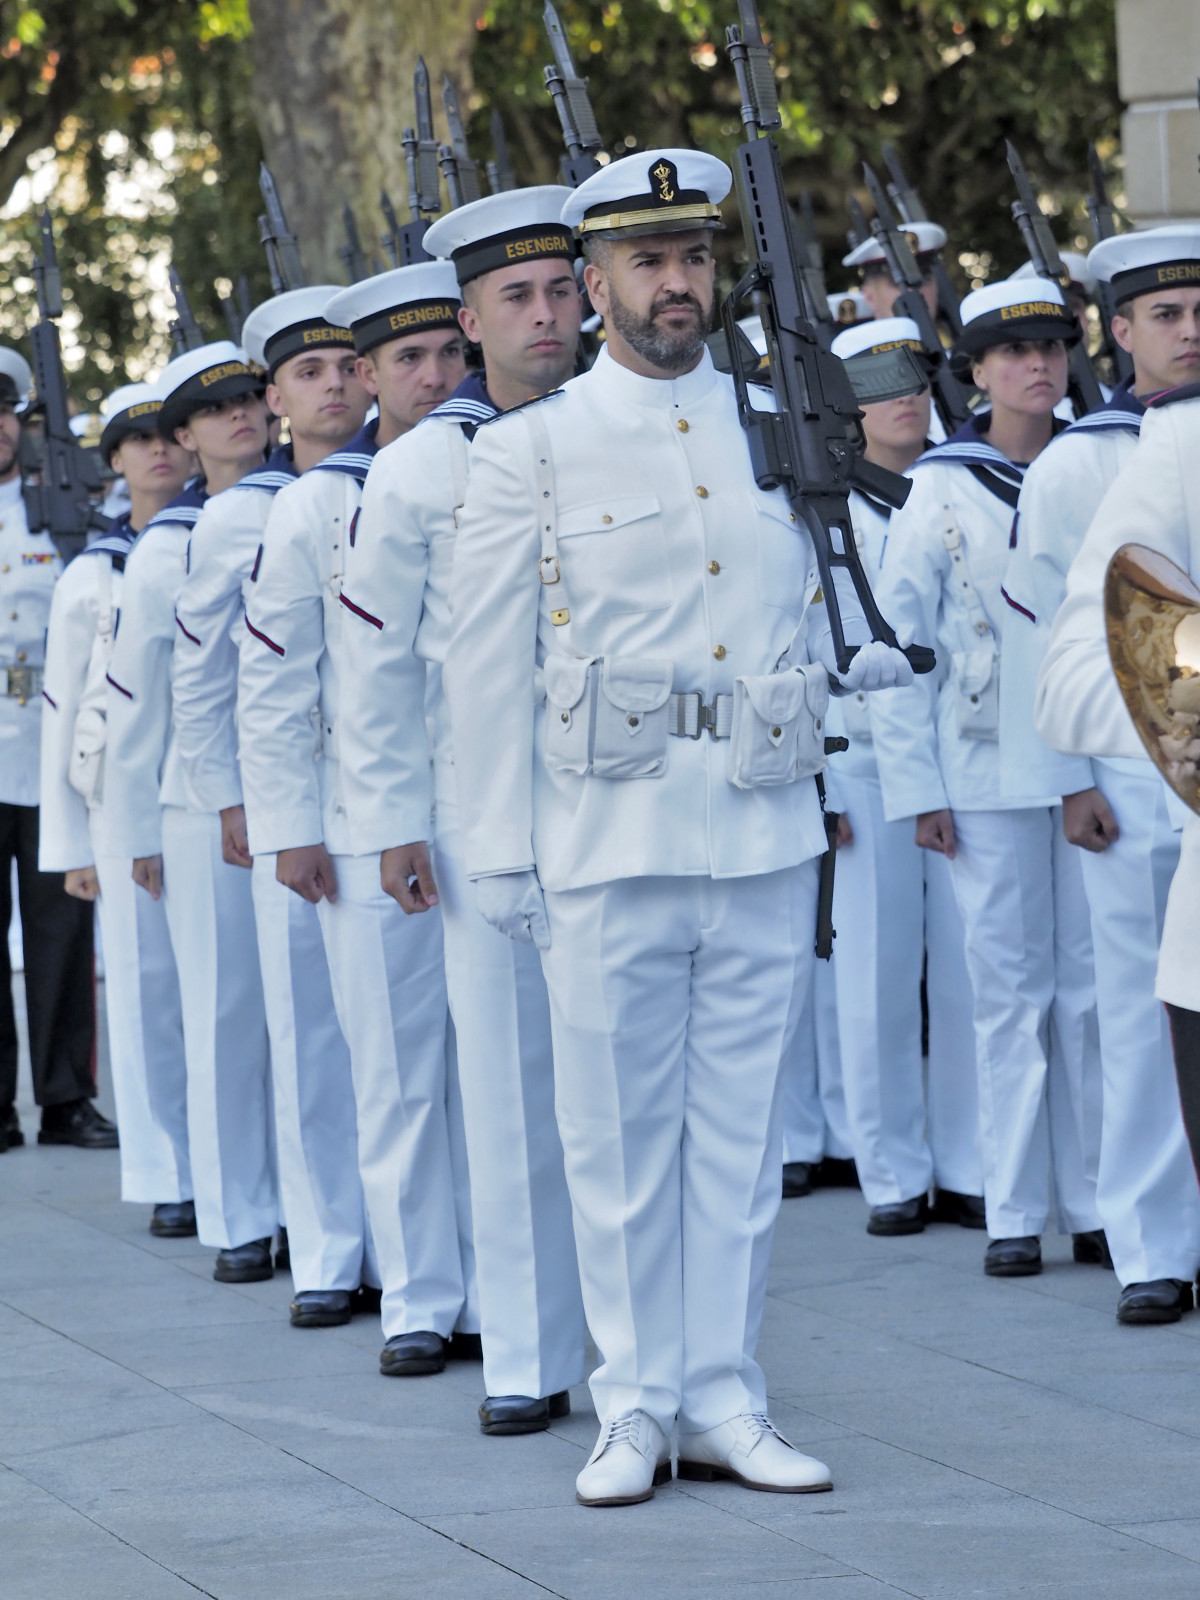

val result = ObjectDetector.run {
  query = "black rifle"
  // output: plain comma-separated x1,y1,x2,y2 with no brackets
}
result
1085,144,1134,385
167,266,206,354
846,193,870,254
22,210,108,558
1005,142,1104,415
722,3,934,682
542,0,603,186
880,140,962,338
795,190,836,349
487,109,518,195
443,76,482,204
386,60,441,265
258,163,307,291
862,163,971,434
339,204,371,283
438,144,467,211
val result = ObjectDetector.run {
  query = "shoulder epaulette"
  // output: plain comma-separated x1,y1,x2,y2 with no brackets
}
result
473,388,566,428
1148,381,1200,410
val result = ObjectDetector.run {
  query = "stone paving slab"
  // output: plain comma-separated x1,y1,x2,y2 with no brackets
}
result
3,979,1200,1599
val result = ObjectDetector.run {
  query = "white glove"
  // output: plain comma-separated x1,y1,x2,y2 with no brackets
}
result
831,639,914,693
472,870,550,950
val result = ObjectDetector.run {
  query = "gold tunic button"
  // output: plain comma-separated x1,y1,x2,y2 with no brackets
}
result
0,563,8,573
9,611,16,620
602,514,613,524
713,644,726,660
696,485,709,499
16,651,25,662
707,560,720,575
677,419,689,433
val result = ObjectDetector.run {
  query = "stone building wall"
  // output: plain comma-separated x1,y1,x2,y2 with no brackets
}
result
1116,0,1200,224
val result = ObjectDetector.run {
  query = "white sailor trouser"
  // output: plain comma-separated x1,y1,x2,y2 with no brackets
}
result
539,862,818,1436
159,806,277,1249
94,850,190,1204
250,857,372,1293
1080,764,1200,1285
317,853,472,1339
831,770,980,1205
948,807,1101,1239
779,952,853,1166
434,811,585,1400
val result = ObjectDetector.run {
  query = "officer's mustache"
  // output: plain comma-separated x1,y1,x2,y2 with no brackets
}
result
649,292,706,323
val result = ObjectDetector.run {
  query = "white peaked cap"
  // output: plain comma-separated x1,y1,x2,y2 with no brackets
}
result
831,316,923,361
562,148,731,236
0,346,33,408
827,288,871,324
842,220,947,270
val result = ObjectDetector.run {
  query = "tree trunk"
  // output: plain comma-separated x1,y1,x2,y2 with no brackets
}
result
247,0,486,285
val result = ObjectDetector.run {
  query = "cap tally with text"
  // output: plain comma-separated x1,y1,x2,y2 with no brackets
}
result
831,316,923,363
424,187,575,287
954,276,1079,361
842,221,947,272
241,286,355,379
99,382,163,463
155,340,262,437
0,346,33,410
324,262,462,356
562,148,730,239
1011,253,1096,297
1087,225,1200,306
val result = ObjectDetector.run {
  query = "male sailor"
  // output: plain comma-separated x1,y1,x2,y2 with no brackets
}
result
105,342,278,1280
444,149,912,1505
238,262,479,1364
171,289,376,1322
335,193,585,1414
843,222,946,321
40,383,193,1222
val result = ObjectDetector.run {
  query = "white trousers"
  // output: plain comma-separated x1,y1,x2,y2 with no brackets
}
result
949,807,1102,1239
832,770,980,1206
160,806,276,1249
94,849,190,1204
779,951,853,1165
1080,766,1200,1285
318,853,473,1339
540,864,818,1435
434,819,585,1399
251,858,373,1293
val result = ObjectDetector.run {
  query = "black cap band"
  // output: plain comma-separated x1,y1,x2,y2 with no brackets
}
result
351,299,462,355
450,225,574,286
262,319,355,378
1111,259,1200,306
954,300,1079,361
0,374,18,406
100,399,164,463
158,362,263,437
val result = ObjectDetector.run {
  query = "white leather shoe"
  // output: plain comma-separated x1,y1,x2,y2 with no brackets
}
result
575,1410,672,1507
677,1413,832,1493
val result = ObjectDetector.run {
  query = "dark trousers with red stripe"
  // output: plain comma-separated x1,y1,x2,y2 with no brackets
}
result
0,802,96,1112
1166,1004,1200,1189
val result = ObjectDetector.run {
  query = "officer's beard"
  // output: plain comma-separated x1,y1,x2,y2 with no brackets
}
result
606,284,710,374
0,438,17,482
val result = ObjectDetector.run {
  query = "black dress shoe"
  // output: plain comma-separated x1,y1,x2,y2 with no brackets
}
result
929,1189,987,1230
985,1236,1042,1277
353,1284,382,1316
447,1330,484,1361
274,1227,290,1271
380,1331,446,1376
150,1200,197,1237
815,1155,860,1189
867,1195,929,1236
213,1238,274,1283
37,1099,118,1149
290,1290,353,1328
782,1161,814,1199
479,1390,571,1436
1117,1279,1194,1325
0,1103,23,1153
1072,1229,1113,1268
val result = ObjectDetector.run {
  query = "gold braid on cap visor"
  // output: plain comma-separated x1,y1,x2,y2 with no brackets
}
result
577,202,723,235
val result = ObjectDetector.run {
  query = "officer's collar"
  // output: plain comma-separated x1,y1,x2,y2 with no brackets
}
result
589,342,720,409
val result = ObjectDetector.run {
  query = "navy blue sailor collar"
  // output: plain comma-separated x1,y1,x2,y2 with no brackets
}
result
83,511,138,561
1062,375,1145,437
228,441,298,495
309,416,380,485
426,369,499,438
139,475,209,538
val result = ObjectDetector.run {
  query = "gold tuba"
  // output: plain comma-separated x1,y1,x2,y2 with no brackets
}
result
1105,543,1200,816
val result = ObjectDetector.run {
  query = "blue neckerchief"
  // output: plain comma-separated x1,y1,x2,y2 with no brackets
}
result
1063,375,1144,437
425,370,499,438
228,442,298,497
140,476,208,537
310,417,380,485
83,512,137,561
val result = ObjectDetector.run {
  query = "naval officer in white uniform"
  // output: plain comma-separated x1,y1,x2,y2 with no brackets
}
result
335,199,584,1415
1006,229,1200,1323
444,150,913,1506
239,262,479,1372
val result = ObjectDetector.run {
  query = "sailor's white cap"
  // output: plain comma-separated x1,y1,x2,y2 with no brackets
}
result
241,286,355,377
1087,225,1200,304
956,276,1078,358
154,340,262,436
424,187,575,285
562,149,731,239
828,288,871,326
98,382,164,461
831,316,923,362
1011,253,1096,296
842,220,947,271
0,346,33,410
324,262,462,355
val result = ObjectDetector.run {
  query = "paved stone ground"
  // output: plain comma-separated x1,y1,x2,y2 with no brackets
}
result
4,978,1200,1599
